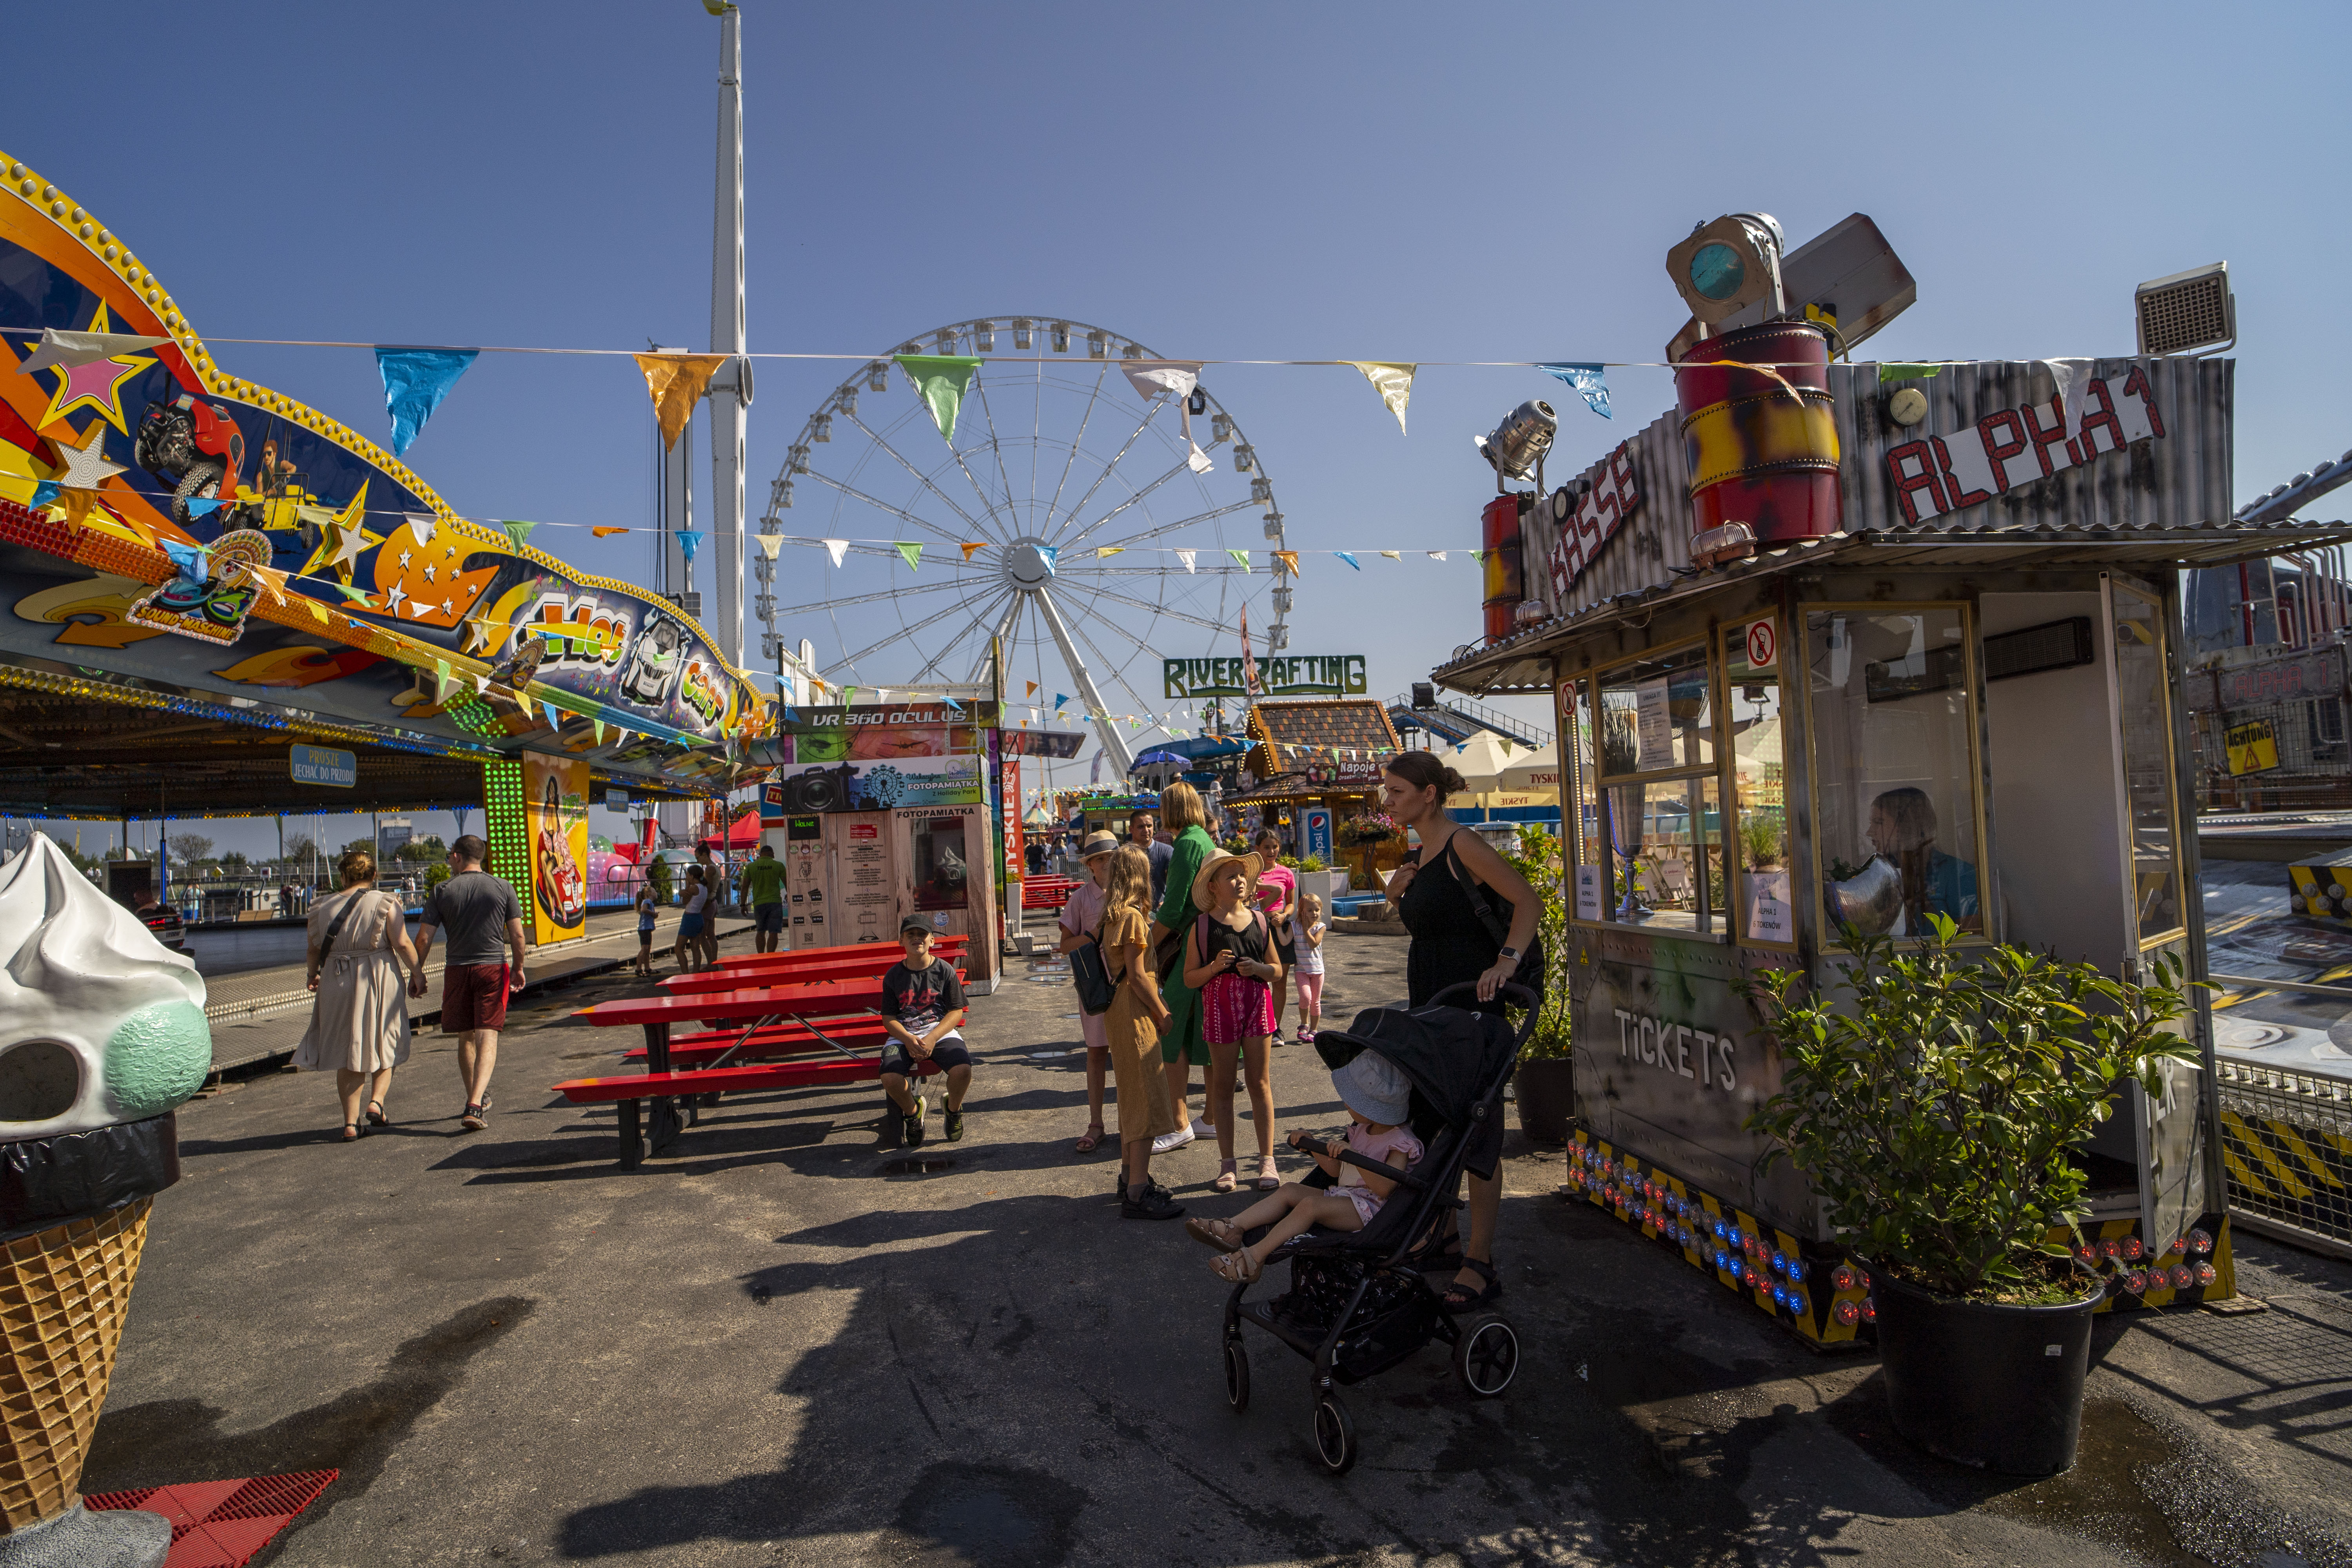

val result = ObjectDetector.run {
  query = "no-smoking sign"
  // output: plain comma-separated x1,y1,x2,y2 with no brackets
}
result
1744,618,1778,670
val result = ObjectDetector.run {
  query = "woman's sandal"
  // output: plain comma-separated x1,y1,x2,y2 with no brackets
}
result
1441,1256,1503,1311
1073,1123,1105,1155
1210,1249,1263,1283
341,1123,363,1142
1185,1216,1243,1252
1213,1159,1238,1194
365,1101,388,1128
1255,1155,1280,1191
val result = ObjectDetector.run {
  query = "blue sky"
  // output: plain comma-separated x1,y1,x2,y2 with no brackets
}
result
9,0,2347,856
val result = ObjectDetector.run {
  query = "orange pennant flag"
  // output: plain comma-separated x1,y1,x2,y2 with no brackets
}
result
593,526,631,538
633,352,731,452
1274,550,1301,576
960,541,987,561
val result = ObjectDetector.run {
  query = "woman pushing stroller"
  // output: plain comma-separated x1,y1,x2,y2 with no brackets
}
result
1185,1049,1421,1282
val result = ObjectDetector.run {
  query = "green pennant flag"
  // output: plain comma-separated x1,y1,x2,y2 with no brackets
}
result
895,541,922,572
327,582,376,604
500,519,539,551
593,719,606,744
894,355,982,445
1877,363,1942,385
1227,549,1250,571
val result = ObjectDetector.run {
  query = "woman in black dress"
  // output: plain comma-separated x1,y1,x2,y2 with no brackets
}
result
1381,750,1540,1309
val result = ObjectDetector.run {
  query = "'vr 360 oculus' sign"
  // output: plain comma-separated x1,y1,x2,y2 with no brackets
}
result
1163,655,1367,699
1884,366,2166,525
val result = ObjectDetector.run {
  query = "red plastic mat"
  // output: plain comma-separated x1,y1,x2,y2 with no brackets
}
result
84,1470,336,1568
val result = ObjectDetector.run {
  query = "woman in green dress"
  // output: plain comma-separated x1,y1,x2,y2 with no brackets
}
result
1147,780,1218,1153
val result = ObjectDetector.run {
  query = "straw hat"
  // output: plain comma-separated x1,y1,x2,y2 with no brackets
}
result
1079,830,1120,861
1192,850,1263,913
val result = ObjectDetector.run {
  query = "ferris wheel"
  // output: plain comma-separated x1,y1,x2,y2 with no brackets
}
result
753,317,1292,772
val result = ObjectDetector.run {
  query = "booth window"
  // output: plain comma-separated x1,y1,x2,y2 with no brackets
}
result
1562,679,1602,875
911,816,969,912
1581,641,1725,935
1724,621,1792,945
1806,609,1984,941
1597,644,1713,773
2112,584,2185,942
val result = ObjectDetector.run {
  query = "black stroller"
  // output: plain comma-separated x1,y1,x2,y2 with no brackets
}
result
1221,982,1538,1474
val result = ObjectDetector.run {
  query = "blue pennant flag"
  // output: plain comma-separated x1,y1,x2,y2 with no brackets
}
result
1335,552,1361,571
1036,546,1058,573
1054,694,1069,711
184,497,224,519
161,539,209,587
376,346,479,457
781,705,799,723
1537,363,1611,419
677,530,705,563
28,480,60,510
943,697,964,713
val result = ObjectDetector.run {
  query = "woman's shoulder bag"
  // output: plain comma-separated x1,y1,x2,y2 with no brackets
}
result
1444,837,1545,1002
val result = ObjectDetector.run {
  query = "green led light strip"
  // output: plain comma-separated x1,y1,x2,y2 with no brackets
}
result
482,759,531,916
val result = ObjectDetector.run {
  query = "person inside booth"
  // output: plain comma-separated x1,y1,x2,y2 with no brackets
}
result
1866,787,1978,933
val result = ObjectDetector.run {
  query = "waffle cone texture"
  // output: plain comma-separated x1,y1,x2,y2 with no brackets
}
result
0,1199,149,1530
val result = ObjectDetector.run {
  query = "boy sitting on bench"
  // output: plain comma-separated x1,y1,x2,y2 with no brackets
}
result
880,918,973,1147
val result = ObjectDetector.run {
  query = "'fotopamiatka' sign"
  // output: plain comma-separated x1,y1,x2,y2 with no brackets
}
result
1164,655,1367,699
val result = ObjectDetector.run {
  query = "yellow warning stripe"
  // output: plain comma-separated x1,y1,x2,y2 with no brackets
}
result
2222,1108,2316,1200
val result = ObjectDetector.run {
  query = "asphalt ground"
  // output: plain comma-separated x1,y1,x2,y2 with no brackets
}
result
84,921,2352,1567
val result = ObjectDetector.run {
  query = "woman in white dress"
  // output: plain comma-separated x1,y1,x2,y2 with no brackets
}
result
296,849,421,1140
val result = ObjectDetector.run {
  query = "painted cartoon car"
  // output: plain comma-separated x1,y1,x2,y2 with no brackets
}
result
618,611,686,709
135,394,246,526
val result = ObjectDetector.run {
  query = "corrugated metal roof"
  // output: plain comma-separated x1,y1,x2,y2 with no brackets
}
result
1440,355,2352,695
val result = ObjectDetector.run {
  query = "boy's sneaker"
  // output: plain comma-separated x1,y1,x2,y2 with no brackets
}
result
903,1099,926,1148
944,1108,965,1143
1122,1185,1185,1221
1114,1171,1174,1202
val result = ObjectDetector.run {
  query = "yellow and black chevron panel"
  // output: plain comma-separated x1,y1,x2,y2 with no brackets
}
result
2220,1102,2350,1244
2286,861,2352,924
1564,1132,2230,1335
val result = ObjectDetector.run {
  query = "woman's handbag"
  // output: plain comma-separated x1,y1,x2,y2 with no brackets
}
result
1071,933,1118,1016
1445,838,1545,1002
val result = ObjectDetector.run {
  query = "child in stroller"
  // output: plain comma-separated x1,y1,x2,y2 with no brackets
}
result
1212,982,1536,1475
1186,1051,1421,1282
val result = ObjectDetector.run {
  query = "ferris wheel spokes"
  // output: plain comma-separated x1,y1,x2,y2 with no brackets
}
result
1035,583,1137,773
1047,396,1172,546
836,407,1006,541
802,469,977,548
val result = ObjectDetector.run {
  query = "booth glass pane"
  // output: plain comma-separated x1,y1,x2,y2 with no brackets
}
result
911,817,971,911
1597,644,1714,776
1602,776,1722,933
1806,609,1984,940
1725,622,1793,943
2114,585,2185,940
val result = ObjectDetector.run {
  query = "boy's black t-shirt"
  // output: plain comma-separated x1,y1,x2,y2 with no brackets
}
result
881,957,966,1036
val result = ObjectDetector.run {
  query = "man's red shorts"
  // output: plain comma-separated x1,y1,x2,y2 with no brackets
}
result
442,962,511,1034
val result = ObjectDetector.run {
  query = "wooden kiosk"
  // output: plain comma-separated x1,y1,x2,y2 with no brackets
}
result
1435,348,2352,1343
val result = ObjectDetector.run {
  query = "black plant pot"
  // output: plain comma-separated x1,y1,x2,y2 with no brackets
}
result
1513,1058,1574,1144
1872,1267,2103,1475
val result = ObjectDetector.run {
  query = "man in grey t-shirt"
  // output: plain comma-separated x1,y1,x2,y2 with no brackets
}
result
410,835,528,1131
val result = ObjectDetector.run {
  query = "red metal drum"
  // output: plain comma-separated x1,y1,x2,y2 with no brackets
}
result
1674,320,1841,551
1480,494,1527,643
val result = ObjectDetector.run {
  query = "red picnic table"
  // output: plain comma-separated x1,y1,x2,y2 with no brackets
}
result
562,973,954,1168
671,947,964,995
705,934,967,976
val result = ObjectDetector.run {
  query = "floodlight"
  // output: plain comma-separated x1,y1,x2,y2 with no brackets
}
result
2135,262,2235,357
1013,319,1033,350
1475,399,1557,493
1666,212,1786,325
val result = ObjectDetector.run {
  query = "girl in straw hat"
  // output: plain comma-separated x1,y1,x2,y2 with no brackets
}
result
1182,848,1284,1192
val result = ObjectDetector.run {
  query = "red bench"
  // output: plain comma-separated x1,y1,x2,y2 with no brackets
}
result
621,1016,892,1068
707,935,967,976
1021,876,1078,911
564,976,907,1167
660,959,965,999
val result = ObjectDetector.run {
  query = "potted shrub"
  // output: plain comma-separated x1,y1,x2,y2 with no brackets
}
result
1506,827,1573,1142
1742,916,2198,1475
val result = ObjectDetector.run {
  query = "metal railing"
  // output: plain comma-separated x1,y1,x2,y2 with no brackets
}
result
1388,692,1554,750
2216,1059,2352,1258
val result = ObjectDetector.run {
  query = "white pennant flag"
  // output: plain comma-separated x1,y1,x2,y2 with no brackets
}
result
755,533,784,559
1174,549,1196,574
1348,362,1416,435
875,688,890,704
1120,360,1203,403
2040,358,2089,447
824,538,849,567
407,513,436,547
1379,550,1402,560
1187,441,1214,474
472,673,489,694
1427,550,1447,561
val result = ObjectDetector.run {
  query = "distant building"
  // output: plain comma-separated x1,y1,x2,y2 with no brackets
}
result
377,818,414,861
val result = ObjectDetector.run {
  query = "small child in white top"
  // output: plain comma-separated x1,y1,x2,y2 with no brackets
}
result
1291,891,1327,1043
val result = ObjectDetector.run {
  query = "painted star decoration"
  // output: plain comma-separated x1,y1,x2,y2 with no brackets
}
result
49,421,128,490
298,484,377,586
34,304,156,436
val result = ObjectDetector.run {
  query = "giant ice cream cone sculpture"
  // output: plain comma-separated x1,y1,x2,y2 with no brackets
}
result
0,835,209,1558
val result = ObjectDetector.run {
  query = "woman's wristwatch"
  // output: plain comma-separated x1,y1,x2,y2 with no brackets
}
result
1497,946,1521,963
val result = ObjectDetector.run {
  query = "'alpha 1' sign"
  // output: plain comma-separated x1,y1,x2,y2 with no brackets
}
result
1884,366,2167,526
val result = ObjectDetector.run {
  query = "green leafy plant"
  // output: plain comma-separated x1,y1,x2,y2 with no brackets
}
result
646,856,674,904
1299,854,1327,873
1503,826,1572,1062
1741,915,2200,1301
423,862,452,893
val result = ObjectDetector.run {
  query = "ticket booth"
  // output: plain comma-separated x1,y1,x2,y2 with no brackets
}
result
1436,348,2352,1339
761,697,1002,991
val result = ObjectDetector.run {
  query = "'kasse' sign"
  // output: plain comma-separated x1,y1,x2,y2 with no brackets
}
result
1163,655,1367,699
